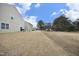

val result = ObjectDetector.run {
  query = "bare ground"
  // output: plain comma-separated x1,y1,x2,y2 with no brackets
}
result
0,31,79,56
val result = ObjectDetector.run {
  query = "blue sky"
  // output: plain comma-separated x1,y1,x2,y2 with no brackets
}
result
14,3,79,27
26,3,68,22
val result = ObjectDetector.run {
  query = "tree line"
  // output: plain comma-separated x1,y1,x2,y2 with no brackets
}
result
37,14,79,32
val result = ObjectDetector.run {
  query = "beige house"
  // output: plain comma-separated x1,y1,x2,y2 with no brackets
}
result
0,3,33,33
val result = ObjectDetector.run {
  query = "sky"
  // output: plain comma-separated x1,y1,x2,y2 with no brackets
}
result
10,3,79,28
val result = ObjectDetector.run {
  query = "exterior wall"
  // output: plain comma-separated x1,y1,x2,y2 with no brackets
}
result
24,21,33,32
0,3,25,33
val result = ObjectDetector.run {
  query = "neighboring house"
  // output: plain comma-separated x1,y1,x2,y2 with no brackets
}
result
24,21,33,32
0,3,33,33
44,23,52,31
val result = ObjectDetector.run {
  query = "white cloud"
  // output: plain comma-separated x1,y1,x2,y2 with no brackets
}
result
66,3,79,11
51,9,67,17
24,16,38,28
51,12,57,16
15,3,37,28
65,10,79,21
60,9,68,14
15,3,32,16
51,4,79,22
35,3,40,8
64,3,79,21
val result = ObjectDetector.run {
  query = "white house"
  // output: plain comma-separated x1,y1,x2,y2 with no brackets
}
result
24,21,33,32
0,3,33,33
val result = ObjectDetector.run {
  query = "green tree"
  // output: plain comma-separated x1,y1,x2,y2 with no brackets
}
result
37,20,45,30
52,15,74,31
73,19,79,31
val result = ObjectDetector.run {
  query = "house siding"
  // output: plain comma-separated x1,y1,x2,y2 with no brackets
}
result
0,3,33,33
24,21,33,32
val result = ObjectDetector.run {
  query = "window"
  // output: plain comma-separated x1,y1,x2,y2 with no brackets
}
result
1,23,9,29
1,23,5,29
6,24,9,29
11,16,13,20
